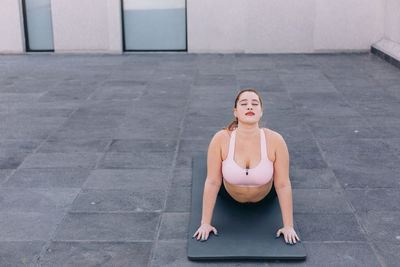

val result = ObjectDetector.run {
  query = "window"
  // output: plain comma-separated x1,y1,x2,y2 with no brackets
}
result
122,0,187,51
22,0,54,51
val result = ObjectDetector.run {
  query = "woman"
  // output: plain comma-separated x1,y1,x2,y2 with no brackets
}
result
192,88,301,245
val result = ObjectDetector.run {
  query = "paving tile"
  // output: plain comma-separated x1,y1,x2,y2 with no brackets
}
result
308,124,382,139
0,151,30,169
0,139,41,153
176,151,205,169
289,92,358,116
284,138,328,169
19,152,100,169
0,241,45,266
294,213,365,241
98,151,173,169
165,168,192,212
353,100,400,117
332,166,400,189
317,137,400,170
115,125,181,139
373,241,400,267
39,241,152,267
181,126,220,140
356,211,400,242
54,213,160,241
279,72,337,93
292,189,353,214
4,167,90,188
159,213,190,240
194,74,237,87
70,189,165,212
38,87,94,102
90,87,143,101
384,138,400,156
49,127,117,140
268,242,381,267
305,114,371,129
0,188,79,212
0,212,64,241
83,169,170,191
289,168,341,189
0,169,13,184
108,138,177,152
38,137,110,153
370,125,400,138
344,188,400,212
152,240,267,266
178,139,210,153
70,100,131,117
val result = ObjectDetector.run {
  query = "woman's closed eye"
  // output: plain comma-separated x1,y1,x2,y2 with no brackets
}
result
241,103,258,106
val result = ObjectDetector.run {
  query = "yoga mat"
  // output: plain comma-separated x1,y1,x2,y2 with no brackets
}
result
188,154,307,261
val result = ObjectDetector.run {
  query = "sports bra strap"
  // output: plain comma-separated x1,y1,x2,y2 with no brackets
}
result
227,129,236,160
260,128,267,160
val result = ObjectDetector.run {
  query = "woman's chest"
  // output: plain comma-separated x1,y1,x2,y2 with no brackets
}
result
221,132,275,168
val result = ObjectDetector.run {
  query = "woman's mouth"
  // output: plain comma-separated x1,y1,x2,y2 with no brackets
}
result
245,112,255,116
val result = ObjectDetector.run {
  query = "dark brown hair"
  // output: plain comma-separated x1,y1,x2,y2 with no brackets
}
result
222,88,263,131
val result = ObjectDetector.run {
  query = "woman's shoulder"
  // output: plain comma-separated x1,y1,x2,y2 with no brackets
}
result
214,128,232,141
263,127,285,139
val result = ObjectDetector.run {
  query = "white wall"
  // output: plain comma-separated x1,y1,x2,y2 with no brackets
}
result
50,0,122,53
0,0,25,53
385,0,400,43
187,0,386,53
0,0,393,54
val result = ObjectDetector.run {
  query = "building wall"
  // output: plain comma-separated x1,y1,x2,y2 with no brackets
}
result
0,0,25,53
385,0,400,43
187,0,386,53
0,0,393,54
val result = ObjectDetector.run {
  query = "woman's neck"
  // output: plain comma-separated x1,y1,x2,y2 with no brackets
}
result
236,124,259,137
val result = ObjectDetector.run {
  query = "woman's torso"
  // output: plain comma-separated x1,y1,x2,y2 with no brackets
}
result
221,127,276,203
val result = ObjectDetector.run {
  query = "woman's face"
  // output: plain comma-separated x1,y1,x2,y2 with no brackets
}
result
234,91,262,124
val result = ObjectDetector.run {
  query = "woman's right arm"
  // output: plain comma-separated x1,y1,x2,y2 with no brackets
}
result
200,130,224,225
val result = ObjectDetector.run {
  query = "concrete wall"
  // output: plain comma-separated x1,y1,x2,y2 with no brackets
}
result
0,0,25,53
385,0,400,43
50,0,122,53
188,0,386,53
0,0,392,54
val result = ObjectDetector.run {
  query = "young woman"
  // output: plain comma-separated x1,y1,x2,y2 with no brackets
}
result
192,88,300,245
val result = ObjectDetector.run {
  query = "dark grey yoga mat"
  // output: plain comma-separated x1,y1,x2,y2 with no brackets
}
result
187,154,307,261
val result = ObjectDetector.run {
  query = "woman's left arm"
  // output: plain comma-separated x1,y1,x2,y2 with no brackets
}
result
273,132,293,227
272,132,300,244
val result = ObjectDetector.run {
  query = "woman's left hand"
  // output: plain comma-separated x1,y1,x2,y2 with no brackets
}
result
276,226,301,245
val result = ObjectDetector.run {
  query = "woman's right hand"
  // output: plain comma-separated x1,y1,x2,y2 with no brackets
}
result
192,223,218,241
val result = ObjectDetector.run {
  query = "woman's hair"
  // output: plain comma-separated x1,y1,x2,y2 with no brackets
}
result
222,88,263,131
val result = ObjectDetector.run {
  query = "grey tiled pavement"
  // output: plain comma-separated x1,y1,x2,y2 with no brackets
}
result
0,53,399,267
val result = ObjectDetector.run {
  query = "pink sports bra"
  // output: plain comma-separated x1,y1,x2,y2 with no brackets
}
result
222,128,274,187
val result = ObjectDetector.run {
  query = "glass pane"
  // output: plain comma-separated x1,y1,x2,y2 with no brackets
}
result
25,0,54,50
123,0,186,50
